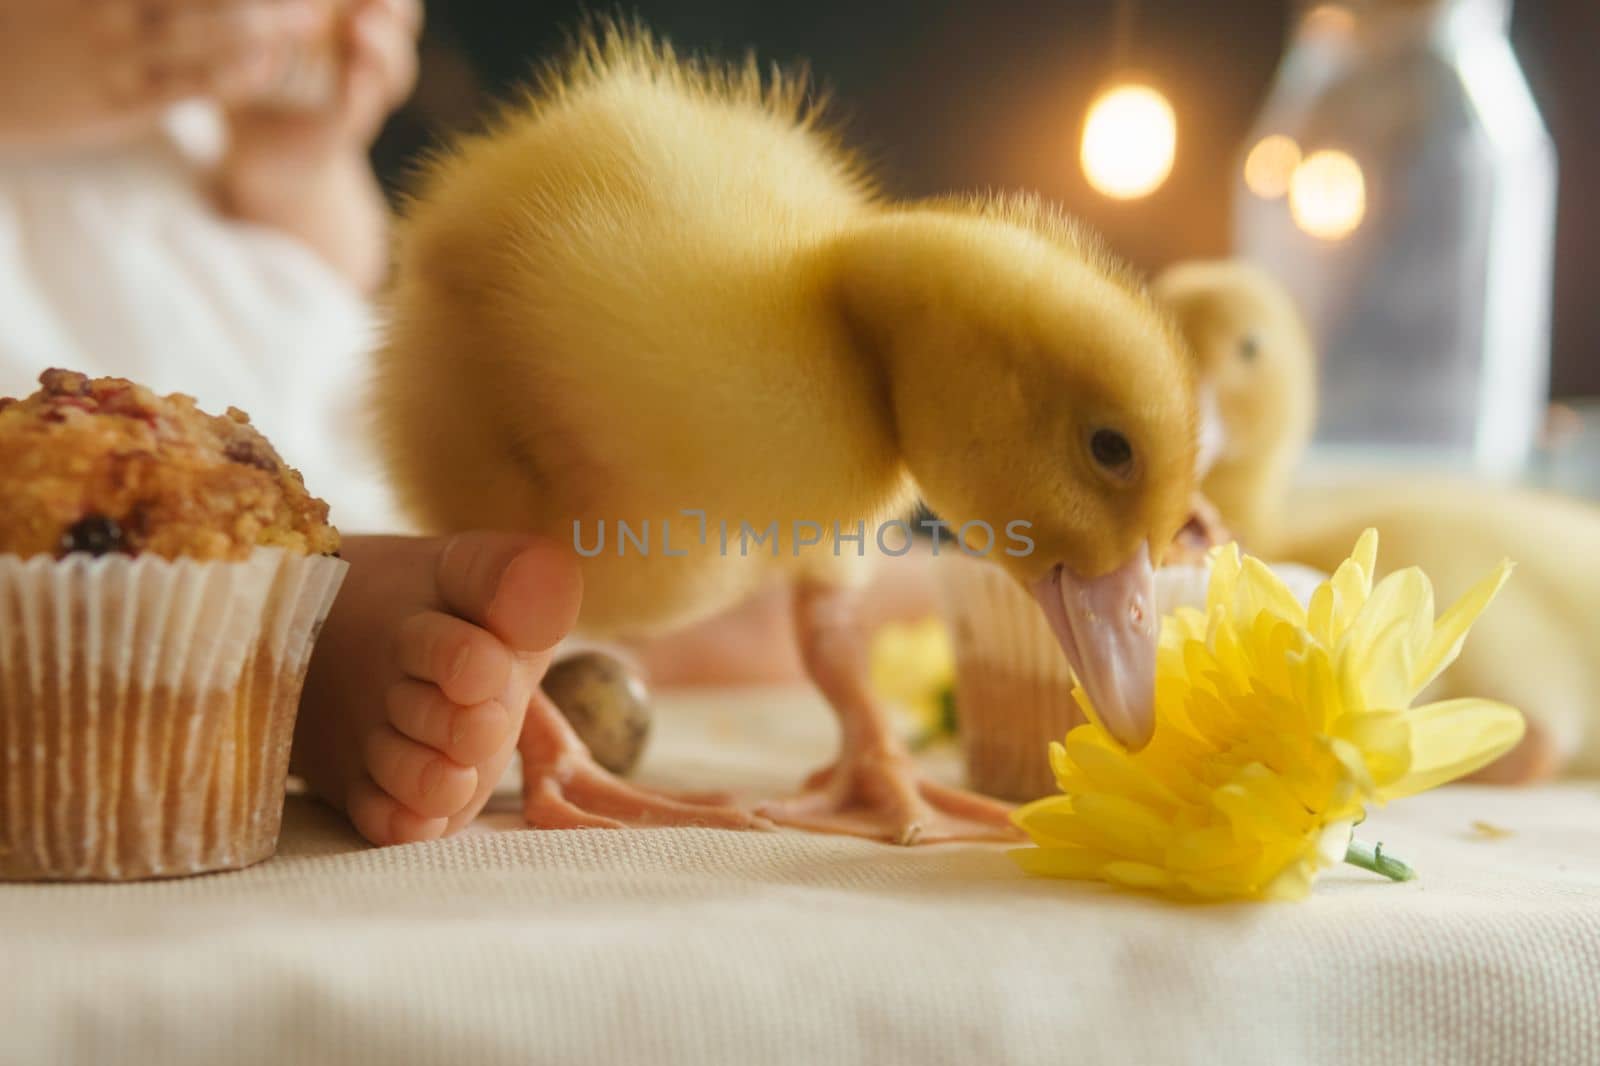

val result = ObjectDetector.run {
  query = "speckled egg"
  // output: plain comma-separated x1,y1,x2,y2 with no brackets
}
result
541,650,653,774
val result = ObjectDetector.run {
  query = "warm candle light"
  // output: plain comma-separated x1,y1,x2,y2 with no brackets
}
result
1080,83,1177,200
1290,149,1366,240
1243,134,1302,200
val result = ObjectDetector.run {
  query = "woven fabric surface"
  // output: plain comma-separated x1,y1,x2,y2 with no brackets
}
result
3,688,1598,1066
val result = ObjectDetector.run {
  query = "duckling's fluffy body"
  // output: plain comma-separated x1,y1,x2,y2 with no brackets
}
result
378,43,880,635
378,29,1194,639
375,27,1199,837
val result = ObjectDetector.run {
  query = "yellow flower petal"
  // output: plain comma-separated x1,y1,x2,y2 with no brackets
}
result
1334,710,1413,788
1240,555,1309,629
1163,606,1209,650
1325,536,1380,641
1018,795,1168,862
1060,736,1181,807
1379,698,1526,800
1351,528,1380,588
1307,581,1338,648
1212,766,1310,838
1102,861,1173,889
1011,846,1107,881
1340,615,1417,711
1012,795,1078,845
869,618,958,740
1339,568,1431,703
1207,542,1244,619
1261,866,1317,902
1412,560,1514,694
1167,825,1249,872
1324,736,1378,799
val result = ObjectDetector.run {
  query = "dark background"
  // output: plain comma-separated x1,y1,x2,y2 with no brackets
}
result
375,1,1598,398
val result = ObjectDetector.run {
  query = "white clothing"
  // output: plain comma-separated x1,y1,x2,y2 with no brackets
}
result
0,104,407,534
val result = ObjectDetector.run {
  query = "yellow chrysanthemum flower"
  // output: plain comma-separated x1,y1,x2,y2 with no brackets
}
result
869,618,958,746
1012,530,1524,902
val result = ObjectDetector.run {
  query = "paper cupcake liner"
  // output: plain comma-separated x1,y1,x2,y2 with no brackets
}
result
937,556,1083,802
0,549,347,881
201,552,347,874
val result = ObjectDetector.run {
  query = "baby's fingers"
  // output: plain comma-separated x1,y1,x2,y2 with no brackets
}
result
337,0,421,139
104,0,326,105
347,0,422,100
377,0,426,39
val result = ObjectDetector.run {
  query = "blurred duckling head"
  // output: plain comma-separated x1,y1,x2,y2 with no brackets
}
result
825,197,1197,748
1153,260,1316,547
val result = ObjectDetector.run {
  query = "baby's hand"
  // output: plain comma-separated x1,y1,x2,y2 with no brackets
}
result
0,0,324,149
215,0,421,292
226,0,422,166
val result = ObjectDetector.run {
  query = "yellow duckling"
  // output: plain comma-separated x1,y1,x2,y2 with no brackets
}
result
376,25,1198,843
1153,260,1317,550
1160,258,1600,781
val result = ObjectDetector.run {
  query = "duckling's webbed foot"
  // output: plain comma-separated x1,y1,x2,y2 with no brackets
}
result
759,579,1021,845
761,751,1018,845
519,689,768,830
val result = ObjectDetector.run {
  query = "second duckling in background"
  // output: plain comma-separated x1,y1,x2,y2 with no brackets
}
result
1153,260,1317,552
1158,259,1600,782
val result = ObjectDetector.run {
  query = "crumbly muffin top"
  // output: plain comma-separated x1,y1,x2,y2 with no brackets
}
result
0,370,339,562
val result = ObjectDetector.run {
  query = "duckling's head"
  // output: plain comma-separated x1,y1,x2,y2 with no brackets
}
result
829,197,1197,748
1153,260,1316,547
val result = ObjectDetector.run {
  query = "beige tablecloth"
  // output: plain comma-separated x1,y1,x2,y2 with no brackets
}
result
3,688,1599,1066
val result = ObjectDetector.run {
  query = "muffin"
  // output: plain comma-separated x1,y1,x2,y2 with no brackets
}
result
0,370,348,880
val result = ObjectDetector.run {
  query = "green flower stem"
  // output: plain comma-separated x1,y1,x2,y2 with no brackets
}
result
1344,838,1416,882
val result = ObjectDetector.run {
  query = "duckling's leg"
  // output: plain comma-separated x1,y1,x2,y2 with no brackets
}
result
759,579,1021,845
518,687,769,830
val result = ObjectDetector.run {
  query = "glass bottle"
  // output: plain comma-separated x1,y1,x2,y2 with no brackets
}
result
1233,0,1557,476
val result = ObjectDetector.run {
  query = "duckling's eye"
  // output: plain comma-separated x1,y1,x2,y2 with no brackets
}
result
1089,428,1135,478
1239,334,1261,362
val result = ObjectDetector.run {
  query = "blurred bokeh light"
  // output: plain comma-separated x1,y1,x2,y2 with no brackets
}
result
1289,149,1366,240
1300,3,1357,39
1080,84,1178,200
1243,134,1302,200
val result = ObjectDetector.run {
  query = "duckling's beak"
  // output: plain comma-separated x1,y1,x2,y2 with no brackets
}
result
1029,543,1159,750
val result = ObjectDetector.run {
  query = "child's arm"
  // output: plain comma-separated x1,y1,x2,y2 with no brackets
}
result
0,1,316,151
215,0,420,294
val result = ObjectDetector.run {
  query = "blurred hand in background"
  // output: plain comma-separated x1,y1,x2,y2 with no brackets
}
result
221,0,422,291
0,0,324,150
0,0,420,292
